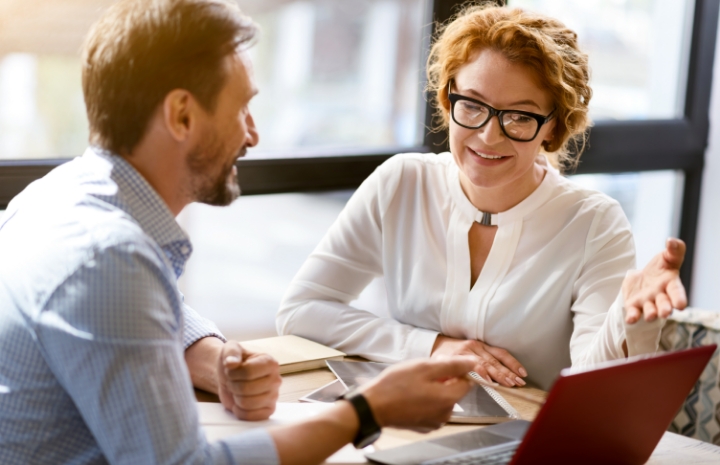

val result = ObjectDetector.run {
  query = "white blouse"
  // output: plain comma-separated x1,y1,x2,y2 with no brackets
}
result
276,152,664,389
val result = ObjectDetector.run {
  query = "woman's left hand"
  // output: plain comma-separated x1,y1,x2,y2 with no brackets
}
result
622,238,688,324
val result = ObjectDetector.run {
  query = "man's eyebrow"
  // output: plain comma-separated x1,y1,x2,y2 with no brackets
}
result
456,87,542,111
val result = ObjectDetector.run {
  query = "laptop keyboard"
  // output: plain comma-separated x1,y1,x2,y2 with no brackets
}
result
423,444,518,465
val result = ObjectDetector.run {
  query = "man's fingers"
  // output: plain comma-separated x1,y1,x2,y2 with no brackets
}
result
225,354,279,381
421,356,476,381
485,345,527,379
230,404,276,422
440,377,472,403
666,277,688,310
232,389,279,411
662,238,686,270
227,374,281,396
221,341,246,369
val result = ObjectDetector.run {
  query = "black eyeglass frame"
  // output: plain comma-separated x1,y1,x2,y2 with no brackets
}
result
447,91,556,142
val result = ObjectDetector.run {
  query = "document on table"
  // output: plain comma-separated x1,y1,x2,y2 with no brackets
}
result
197,402,370,464
647,432,720,464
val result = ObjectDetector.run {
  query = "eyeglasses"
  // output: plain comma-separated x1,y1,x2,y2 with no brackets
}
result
447,86,555,142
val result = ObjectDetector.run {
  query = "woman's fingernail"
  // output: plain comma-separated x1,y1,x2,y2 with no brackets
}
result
519,368,528,377
225,355,241,365
505,377,516,386
515,377,526,386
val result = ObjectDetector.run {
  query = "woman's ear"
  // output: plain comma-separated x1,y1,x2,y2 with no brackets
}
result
543,118,557,143
542,121,558,151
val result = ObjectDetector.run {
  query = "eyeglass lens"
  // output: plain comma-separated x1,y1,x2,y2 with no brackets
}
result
453,100,538,141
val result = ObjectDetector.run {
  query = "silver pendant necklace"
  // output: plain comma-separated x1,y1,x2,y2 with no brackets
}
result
476,211,498,226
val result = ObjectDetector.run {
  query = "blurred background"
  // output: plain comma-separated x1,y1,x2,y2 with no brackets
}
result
0,0,714,341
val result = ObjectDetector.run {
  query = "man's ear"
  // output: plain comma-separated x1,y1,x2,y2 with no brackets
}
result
162,89,197,143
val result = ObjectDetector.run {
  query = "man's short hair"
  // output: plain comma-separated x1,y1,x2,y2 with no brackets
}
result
82,0,258,155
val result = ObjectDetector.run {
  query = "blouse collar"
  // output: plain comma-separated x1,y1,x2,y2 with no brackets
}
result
447,153,559,226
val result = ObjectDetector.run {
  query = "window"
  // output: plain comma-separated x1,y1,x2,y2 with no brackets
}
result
505,0,717,292
1,0,717,300
0,0,428,161
177,192,356,339
569,170,684,268
245,0,427,156
512,0,695,120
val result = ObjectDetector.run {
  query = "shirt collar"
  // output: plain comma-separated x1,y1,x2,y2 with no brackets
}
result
85,147,192,278
448,153,558,226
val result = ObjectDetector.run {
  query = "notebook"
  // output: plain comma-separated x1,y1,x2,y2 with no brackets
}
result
239,335,345,374
365,345,717,465
326,360,519,424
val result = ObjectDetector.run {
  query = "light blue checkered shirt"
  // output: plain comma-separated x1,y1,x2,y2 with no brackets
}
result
0,148,279,464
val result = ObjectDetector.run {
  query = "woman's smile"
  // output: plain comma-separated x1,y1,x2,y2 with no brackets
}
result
467,146,512,164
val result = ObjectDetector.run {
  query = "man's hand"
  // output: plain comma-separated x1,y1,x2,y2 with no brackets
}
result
431,335,527,387
217,341,282,421
358,356,475,432
623,238,688,324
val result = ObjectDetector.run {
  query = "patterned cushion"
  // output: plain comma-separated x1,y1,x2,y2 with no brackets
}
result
660,308,720,444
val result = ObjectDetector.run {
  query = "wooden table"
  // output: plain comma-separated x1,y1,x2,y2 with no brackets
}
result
197,367,720,463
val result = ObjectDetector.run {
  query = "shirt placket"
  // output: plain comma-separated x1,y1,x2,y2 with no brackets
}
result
468,218,523,341
440,208,473,338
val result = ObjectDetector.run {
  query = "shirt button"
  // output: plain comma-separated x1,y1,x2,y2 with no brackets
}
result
180,245,190,255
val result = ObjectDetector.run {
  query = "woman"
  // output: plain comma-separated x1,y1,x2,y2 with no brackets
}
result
276,4,687,390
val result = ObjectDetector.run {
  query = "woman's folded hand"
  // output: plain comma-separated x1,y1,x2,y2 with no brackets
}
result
431,335,527,387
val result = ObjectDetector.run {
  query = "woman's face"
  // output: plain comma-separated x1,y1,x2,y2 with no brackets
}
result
449,48,556,195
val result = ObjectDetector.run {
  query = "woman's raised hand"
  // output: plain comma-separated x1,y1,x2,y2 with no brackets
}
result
431,335,527,387
623,238,688,324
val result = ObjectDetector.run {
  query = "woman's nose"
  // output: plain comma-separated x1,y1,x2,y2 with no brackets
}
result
476,115,505,145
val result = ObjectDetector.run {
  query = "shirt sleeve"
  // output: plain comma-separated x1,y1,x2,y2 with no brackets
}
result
34,241,279,465
182,300,227,349
569,200,664,367
276,156,439,362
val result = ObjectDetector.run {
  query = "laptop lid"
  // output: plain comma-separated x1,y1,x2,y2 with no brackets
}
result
365,345,716,465
510,344,716,465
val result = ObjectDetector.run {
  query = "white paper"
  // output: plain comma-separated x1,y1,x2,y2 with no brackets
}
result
197,402,370,464
647,432,720,464
197,401,335,426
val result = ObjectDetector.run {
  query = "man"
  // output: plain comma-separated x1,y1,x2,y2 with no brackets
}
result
0,0,476,463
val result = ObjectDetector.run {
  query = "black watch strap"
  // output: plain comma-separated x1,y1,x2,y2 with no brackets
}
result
341,390,382,448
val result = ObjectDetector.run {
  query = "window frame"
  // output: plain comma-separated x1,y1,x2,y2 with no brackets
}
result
0,0,717,290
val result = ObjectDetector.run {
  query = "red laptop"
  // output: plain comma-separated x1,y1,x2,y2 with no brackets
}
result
366,345,716,465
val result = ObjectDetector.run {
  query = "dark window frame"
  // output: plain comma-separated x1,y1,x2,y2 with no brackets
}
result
0,0,717,290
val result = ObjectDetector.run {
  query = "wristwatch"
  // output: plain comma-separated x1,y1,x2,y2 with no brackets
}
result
340,390,382,448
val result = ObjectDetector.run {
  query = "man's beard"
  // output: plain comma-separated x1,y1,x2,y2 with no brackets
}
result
186,133,243,207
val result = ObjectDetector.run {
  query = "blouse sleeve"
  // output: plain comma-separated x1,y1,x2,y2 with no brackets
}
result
569,200,664,367
276,157,439,362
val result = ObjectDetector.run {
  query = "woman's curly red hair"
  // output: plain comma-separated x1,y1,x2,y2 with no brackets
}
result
427,3,592,170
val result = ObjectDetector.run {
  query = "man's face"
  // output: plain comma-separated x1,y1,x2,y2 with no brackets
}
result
187,51,259,206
